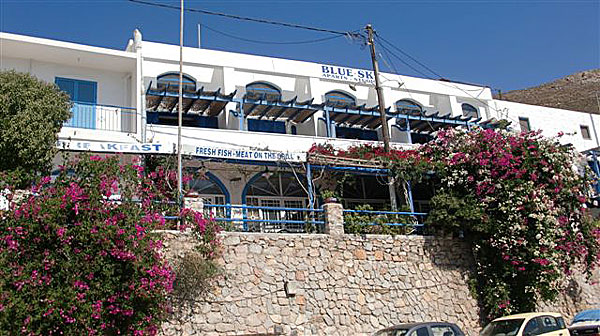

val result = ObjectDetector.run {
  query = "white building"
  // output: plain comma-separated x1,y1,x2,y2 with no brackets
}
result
2,30,598,231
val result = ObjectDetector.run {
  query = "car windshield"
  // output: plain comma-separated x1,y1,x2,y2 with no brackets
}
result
374,328,410,336
573,310,600,323
481,319,525,336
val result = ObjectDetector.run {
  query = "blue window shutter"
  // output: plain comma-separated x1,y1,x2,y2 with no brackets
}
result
55,77,97,129
55,78,75,99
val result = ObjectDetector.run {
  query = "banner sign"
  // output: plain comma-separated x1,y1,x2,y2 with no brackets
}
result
183,144,306,163
320,65,375,85
57,140,306,162
57,140,174,154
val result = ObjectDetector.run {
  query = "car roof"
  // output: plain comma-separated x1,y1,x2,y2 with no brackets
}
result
493,313,564,321
380,322,461,331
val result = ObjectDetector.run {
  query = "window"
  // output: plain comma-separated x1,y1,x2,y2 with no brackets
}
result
187,172,229,219
410,327,429,336
519,117,531,132
156,72,196,93
245,82,281,102
431,326,456,336
55,77,97,129
325,91,356,108
581,125,592,140
539,316,562,334
523,318,542,336
461,103,479,119
341,175,391,210
248,119,286,134
246,172,306,198
245,172,308,233
396,99,423,115
335,126,378,141
481,319,525,336
147,112,218,129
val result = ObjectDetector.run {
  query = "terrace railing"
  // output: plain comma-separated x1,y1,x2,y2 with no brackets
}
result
203,204,324,233
63,102,137,133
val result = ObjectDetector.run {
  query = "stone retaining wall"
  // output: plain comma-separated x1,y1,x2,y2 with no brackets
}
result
160,232,599,336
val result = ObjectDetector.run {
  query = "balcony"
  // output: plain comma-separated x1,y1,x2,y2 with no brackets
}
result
63,102,137,133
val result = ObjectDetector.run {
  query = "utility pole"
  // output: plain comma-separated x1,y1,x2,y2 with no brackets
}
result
366,24,397,211
177,0,184,226
366,24,391,152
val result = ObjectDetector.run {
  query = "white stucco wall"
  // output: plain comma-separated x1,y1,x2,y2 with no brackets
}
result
1,56,133,108
3,31,599,154
492,100,600,151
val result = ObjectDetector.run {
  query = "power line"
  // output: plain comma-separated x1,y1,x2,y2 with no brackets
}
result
199,23,347,45
375,33,444,79
373,35,522,126
375,36,435,80
127,0,362,38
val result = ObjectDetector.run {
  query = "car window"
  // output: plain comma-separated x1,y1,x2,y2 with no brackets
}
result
524,318,542,336
556,317,566,329
416,327,429,336
375,329,410,336
431,326,455,336
481,319,525,336
408,327,430,336
540,316,561,334
394,330,409,336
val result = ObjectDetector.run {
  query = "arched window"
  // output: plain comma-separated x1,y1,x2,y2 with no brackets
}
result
245,82,281,102
157,72,196,92
187,171,230,217
461,103,479,119
324,91,356,108
243,171,308,233
245,171,305,198
395,99,422,115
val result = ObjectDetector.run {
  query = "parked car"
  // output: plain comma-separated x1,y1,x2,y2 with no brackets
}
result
569,310,600,336
374,322,466,336
481,312,568,336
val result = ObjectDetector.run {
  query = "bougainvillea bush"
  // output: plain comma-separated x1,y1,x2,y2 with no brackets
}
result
309,128,600,319
422,128,600,319
0,155,220,335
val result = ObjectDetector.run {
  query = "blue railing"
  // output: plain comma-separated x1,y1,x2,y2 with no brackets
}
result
203,204,324,233
63,102,137,133
343,209,427,230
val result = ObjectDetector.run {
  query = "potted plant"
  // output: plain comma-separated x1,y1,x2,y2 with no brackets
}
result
321,189,338,204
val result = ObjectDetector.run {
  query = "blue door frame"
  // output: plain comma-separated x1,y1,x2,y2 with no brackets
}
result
55,77,97,129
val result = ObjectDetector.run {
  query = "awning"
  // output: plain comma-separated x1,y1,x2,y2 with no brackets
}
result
242,94,320,123
326,103,392,129
395,110,496,134
146,82,236,117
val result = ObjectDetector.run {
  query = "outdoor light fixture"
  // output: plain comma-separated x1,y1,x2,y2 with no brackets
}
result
261,167,273,178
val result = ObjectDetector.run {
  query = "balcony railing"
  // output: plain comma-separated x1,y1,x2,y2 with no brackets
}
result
203,204,325,233
63,102,137,133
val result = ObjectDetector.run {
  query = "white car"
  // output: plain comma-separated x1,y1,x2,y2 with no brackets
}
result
481,312,569,336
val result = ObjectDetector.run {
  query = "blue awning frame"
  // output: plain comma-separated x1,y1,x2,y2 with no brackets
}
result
145,82,502,135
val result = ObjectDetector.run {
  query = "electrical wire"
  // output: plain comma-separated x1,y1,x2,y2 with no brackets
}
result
127,0,362,38
377,45,439,134
375,37,435,80
373,35,521,125
199,23,347,45
375,33,443,79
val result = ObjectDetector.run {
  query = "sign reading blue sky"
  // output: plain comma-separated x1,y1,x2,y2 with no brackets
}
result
0,0,598,91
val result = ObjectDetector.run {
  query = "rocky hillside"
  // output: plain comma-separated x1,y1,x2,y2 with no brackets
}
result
497,69,600,114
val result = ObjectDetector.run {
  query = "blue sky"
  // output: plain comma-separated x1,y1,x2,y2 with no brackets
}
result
1,0,598,91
